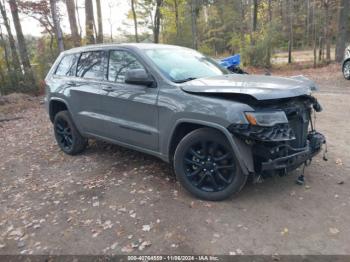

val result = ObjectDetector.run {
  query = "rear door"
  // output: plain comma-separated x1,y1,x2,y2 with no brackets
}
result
98,49,159,151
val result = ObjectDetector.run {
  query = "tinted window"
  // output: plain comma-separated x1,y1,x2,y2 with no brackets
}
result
55,54,79,76
77,51,105,80
108,50,145,83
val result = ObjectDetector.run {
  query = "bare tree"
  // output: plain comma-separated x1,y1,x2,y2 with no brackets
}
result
174,0,179,37
252,0,258,32
85,0,95,44
190,0,198,50
287,0,293,64
96,0,103,43
0,26,11,73
131,0,139,42
0,24,16,88
49,0,64,52
335,0,350,62
107,1,115,42
153,0,163,43
0,0,21,75
75,0,82,38
66,0,80,46
8,0,36,91
313,0,317,68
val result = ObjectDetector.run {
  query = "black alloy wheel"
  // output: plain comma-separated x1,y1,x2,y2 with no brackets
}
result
54,110,87,155
343,60,350,80
174,128,247,201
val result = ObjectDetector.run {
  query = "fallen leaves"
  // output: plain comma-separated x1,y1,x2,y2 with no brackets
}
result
142,225,151,232
335,159,343,166
329,227,340,235
281,228,289,236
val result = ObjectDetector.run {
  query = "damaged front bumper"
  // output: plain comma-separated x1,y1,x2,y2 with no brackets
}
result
228,124,326,174
260,132,325,172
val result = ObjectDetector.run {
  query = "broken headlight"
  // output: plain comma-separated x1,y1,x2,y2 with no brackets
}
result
244,111,288,127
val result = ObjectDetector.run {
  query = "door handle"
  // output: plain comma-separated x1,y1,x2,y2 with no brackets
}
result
102,86,114,92
67,81,77,87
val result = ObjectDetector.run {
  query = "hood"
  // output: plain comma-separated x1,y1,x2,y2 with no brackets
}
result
180,74,318,100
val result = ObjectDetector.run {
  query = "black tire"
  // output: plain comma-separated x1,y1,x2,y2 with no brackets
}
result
53,110,87,155
343,60,350,80
173,128,247,201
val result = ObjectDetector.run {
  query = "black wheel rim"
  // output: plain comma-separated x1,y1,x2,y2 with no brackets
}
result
183,140,236,192
54,118,74,151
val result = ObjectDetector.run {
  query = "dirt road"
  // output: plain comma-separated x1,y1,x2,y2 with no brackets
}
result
0,64,349,255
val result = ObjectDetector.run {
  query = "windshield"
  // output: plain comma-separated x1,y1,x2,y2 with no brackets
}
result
144,48,228,83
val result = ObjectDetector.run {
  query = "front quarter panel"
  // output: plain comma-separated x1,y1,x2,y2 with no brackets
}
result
158,84,254,173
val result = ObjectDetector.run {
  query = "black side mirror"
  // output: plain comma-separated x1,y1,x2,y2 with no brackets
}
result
125,69,154,87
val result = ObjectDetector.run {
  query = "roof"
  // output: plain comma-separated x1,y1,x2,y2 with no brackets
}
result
63,43,187,54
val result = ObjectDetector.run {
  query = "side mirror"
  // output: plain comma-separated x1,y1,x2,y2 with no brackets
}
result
125,69,154,87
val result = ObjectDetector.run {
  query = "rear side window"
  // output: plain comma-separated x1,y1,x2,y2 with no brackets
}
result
76,51,106,80
55,54,79,76
108,50,145,83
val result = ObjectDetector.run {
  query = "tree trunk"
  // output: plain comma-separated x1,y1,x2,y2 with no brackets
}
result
76,0,82,38
306,0,310,46
287,0,293,64
153,0,162,43
324,1,331,62
239,0,245,50
0,27,11,72
190,0,198,50
250,0,258,49
266,0,272,67
0,25,15,89
49,0,64,52
335,0,350,62
8,0,36,92
174,0,179,38
131,0,139,43
0,0,21,75
96,0,103,43
313,0,317,68
318,37,323,62
66,0,81,47
107,2,113,42
253,0,258,32
85,0,95,44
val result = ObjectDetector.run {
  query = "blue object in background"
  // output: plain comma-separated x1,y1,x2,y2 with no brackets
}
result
219,54,241,68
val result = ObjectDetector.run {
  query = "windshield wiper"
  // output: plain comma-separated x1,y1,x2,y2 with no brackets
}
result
173,77,197,83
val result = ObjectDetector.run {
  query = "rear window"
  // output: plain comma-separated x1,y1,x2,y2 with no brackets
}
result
55,54,79,76
76,51,105,80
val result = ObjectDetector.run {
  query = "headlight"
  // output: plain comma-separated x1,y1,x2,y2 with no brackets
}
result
244,111,288,127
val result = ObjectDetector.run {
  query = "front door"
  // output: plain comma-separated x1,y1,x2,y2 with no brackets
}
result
98,50,159,151
69,50,108,136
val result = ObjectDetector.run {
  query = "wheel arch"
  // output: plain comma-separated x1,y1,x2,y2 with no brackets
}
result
167,119,254,175
49,98,70,123
342,58,350,70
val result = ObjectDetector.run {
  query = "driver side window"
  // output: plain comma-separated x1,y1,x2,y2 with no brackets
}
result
108,50,145,83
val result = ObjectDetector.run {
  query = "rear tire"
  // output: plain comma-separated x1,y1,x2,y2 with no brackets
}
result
53,110,87,155
343,60,350,80
173,128,247,201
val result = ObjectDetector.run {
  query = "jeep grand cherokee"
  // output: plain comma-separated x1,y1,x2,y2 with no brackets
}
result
45,44,326,201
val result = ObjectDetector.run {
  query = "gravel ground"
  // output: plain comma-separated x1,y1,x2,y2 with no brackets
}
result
0,64,349,255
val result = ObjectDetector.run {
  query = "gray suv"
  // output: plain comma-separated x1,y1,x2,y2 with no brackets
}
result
45,43,325,201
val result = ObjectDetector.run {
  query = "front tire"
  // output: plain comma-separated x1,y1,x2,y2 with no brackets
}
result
343,60,350,80
53,110,87,155
173,128,247,201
